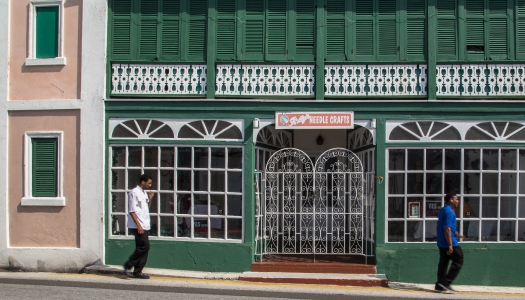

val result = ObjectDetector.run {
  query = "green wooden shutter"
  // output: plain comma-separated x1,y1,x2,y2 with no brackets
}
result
160,0,180,60
266,0,287,60
187,0,207,61
32,138,58,198
217,0,237,60
405,0,426,61
244,0,265,60
325,0,347,61
436,0,457,60
487,0,509,60
465,0,485,60
377,0,398,60
354,0,374,60
35,6,59,58
139,0,159,60
517,0,525,59
294,0,315,60
111,0,134,60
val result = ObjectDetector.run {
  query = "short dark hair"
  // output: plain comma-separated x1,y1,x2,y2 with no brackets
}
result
444,193,457,203
139,174,152,183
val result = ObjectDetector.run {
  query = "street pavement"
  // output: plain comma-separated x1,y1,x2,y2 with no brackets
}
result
1,269,525,299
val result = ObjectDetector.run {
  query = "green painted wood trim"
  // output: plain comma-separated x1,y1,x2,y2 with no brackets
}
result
244,125,256,258
386,142,525,147
108,140,245,146
315,0,325,100
374,118,387,245
427,0,437,100
207,0,217,99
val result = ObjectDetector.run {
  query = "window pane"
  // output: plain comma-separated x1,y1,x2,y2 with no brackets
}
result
143,169,158,190
177,170,191,191
426,197,441,218
520,150,525,170
407,149,423,170
210,171,225,192
464,149,480,170
194,194,208,212
227,195,243,216
112,169,126,189
112,147,126,167
149,192,158,213
500,173,517,194
177,147,191,168
444,173,461,194
520,197,525,218
426,149,443,170
194,171,208,191
407,173,424,194
482,197,498,218
194,147,208,168
128,146,142,167
388,173,405,194
210,194,225,215
501,149,517,170
425,220,438,242
194,218,208,238
464,173,480,194
210,218,225,239
160,216,174,237
128,169,141,189
389,150,405,170
463,220,479,241
35,6,59,58
110,215,126,235
407,221,423,242
481,220,498,241
519,221,525,241
211,148,226,169
228,148,243,169
462,197,479,218
388,221,404,242
150,215,158,236
177,219,191,237
144,146,158,167
160,170,174,191
177,194,191,214
388,197,404,218
482,173,498,194
445,149,461,170
407,197,423,218
500,197,516,218
228,172,243,193
111,192,126,213
227,219,243,240
160,193,174,213
426,173,442,194
500,220,515,242
483,149,499,170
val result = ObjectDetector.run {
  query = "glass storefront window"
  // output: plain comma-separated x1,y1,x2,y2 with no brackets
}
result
110,145,243,241
387,148,525,243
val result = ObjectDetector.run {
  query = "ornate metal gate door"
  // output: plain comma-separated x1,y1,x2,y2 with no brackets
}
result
257,148,364,256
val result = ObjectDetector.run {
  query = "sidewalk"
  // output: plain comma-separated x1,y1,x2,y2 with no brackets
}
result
84,264,525,295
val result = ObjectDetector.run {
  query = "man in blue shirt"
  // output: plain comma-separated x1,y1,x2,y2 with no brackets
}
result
435,193,464,294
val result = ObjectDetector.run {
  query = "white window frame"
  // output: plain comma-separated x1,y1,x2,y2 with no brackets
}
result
22,132,65,206
25,0,66,66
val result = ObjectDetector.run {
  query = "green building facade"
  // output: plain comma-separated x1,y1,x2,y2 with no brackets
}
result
106,0,525,286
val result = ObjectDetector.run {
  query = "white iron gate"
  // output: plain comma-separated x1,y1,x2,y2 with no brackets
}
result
255,148,372,259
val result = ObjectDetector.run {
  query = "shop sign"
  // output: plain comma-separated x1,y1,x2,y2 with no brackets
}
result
275,112,354,129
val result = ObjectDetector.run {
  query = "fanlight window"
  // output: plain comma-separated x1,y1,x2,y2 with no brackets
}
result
178,120,242,140
466,122,525,141
112,119,174,139
348,127,374,150
256,125,292,148
390,121,461,141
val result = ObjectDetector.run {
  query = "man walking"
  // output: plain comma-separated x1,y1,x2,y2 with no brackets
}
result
435,193,464,293
123,174,154,279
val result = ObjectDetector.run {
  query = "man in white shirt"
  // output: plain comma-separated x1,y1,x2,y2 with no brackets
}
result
123,174,154,279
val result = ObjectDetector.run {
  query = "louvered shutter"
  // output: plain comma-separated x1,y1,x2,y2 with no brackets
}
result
326,0,347,61
266,0,288,60
187,0,207,61
32,139,58,197
487,0,509,60
111,0,134,60
294,0,315,60
217,0,236,60
517,0,525,59
405,0,426,61
160,0,180,60
244,0,265,60
354,0,374,60
139,0,159,60
436,0,457,60
377,0,398,60
465,0,485,60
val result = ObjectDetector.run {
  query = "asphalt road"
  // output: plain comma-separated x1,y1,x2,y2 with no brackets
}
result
0,272,524,300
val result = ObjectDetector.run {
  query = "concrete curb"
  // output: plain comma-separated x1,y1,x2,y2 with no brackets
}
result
84,265,241,280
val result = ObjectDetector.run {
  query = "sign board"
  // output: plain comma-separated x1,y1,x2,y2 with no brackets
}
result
275,112,354,129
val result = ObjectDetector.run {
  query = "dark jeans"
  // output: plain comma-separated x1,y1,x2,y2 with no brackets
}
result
125,229,150,274
437,246,464,286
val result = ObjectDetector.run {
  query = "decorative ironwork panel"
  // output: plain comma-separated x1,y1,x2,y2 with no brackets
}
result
261,148,364,256
216,65,315,96
325,64,427,96
437,64,525,96
111,64,207,95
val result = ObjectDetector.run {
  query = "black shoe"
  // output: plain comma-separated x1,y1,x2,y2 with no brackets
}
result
437,283,456,294
434,283,445,292
133,273,150,279
123,264,133,277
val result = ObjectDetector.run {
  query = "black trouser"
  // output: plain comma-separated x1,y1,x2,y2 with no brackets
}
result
437,246,463,286
125,229,150,274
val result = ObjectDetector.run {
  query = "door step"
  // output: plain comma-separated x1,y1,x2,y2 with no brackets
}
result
250,261,376,274
239,272,388,287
